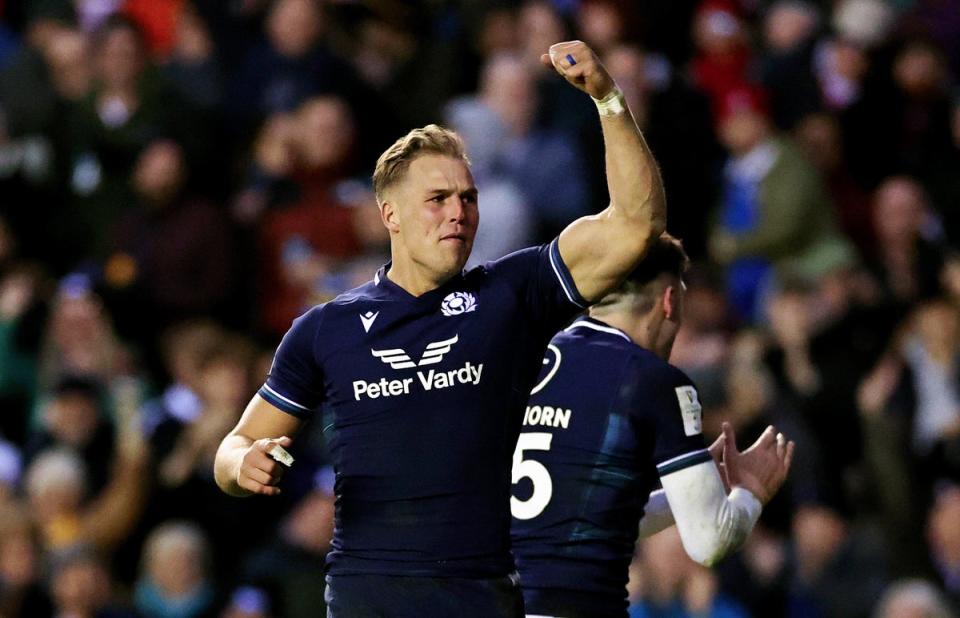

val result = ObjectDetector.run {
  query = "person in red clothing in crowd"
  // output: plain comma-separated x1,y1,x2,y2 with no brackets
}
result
691,0,755,119
254,95,387,336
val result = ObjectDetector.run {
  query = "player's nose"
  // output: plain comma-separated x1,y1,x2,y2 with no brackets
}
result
447,196,467,223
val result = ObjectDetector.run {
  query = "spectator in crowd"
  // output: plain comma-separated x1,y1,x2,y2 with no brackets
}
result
794,112,873,256
627,527,749,618
901,301,960,466
815,34,870,112
134,521,217,618
669,266,733,402
927,484,960,608
63,15,196,264
231,0,353,129
521,0,601,196
715,526,792,617
708,85,850,322
577,1,632,57
604,43,719,256
157,336,254,492
760,1,822,130
50,546,136,618
789,500,889,618
872,578,957,618
0,259,45,444
252,95,379,336
37,275,131,393
23,376,114,495
444,94,534,266
142,320,223,458
109,138,234,338
867,176,945,308
239,470,334,617
160,3,221,111
691,0,753,117
474,52,589,238
0,503,52,616
0,12,76,265
23,372,146,553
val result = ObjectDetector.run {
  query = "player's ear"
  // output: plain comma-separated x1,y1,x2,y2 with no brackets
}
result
662,285,677,321
379,199,400,233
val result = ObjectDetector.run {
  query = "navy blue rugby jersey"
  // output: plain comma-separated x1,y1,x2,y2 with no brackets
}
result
510,316,710,616
258,239,587,578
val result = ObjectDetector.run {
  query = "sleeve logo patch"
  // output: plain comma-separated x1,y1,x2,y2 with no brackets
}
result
674,385,702,436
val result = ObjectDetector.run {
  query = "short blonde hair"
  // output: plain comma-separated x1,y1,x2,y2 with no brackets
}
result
372,124,469,203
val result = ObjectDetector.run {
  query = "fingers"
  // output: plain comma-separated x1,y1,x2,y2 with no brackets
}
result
776,432,786,458
708,432,725,463
721,422,738,483
722,422,738,454
717,461,731,493
543,40,618,98
783,440,796,474
239,438,291,496
255,436,293,452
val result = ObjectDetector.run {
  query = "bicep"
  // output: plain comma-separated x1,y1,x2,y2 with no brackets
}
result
557,208,656,303
231,394,304,442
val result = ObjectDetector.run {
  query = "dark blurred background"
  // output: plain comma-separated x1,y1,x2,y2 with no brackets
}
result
0,0,959,616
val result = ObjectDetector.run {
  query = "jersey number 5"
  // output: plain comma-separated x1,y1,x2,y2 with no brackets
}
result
511,432,553,520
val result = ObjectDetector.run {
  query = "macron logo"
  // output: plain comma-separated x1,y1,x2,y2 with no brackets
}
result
360,311,379,333
371,334,459,369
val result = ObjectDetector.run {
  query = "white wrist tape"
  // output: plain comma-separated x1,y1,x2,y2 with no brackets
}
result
660,460,763,566
593,87,627,116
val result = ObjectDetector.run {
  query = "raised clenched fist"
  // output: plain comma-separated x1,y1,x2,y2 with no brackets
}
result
541,40,616,100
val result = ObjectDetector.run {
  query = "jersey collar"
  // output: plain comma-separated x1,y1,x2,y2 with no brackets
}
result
373,261,467,302
564,316,633,342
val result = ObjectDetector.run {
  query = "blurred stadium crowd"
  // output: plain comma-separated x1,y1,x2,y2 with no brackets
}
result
0,0,959,616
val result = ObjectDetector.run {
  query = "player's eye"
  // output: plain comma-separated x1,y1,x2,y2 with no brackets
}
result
429,194,445,204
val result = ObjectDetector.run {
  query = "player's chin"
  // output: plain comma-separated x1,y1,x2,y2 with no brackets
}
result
438,239,473,271
441,236,473,255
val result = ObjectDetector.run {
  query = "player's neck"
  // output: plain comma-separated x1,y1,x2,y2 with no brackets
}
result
590,310,669,360
386,255,448,297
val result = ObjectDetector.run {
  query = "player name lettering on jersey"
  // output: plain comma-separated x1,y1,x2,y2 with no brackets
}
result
352,361,484,401
522,404,572,429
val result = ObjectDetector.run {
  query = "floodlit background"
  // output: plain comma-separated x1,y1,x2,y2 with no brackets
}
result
0,0,959,616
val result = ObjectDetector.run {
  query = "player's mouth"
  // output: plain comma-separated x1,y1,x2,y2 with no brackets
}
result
440,233,468,243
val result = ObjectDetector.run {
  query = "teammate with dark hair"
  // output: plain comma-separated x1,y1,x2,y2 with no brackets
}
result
215,40,667,617
511,233,794,618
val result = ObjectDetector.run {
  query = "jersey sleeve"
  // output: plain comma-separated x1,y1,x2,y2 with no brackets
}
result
486,238,589,336
632,362,711,477
257,306,326,418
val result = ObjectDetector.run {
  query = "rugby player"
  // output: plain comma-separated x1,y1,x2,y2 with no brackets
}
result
511,234,794,618
214,40,665,617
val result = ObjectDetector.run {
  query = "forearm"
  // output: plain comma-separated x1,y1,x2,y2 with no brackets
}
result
214,433,255,497
599,100,666,237
661,461,761,567
638,489,675,538
557,99,667,301
83,455,150,550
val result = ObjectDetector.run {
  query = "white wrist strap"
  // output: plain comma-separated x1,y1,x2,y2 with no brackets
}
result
593,87,626,116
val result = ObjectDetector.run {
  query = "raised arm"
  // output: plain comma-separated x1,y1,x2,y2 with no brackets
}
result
545,41,667,302
214,394,303,497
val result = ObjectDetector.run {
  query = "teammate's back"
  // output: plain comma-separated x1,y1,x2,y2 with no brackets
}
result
512,318,708,616
511,235,794,618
